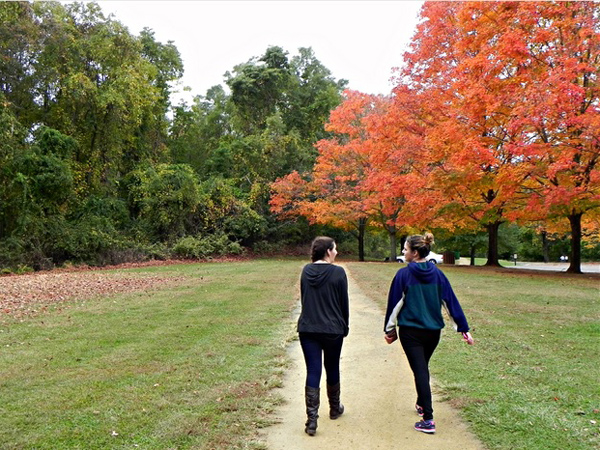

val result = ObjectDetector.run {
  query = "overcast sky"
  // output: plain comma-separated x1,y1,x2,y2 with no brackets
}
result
97,1,424,104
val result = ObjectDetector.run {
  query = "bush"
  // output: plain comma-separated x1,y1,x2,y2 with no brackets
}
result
251,240,280,255
172,233,244,259
0,237,27,270
125,164,201,240
222,204,267,245
171,237,202,259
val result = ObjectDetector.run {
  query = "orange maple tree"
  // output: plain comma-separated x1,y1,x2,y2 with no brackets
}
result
399,1,600,271
270,91,379,260
314,89,437,260
490,1,600,273
399,1,529,266
359,84,440,258
272,2,599,268
271,90,426,260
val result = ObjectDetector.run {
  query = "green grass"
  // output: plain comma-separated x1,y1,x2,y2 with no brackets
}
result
0,260,302,449
345,262,600,450
1,260,598,449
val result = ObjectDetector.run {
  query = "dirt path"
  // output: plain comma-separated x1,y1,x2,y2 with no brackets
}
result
264,266,484,449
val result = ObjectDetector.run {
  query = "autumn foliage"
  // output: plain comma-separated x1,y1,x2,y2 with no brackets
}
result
271,1,600,273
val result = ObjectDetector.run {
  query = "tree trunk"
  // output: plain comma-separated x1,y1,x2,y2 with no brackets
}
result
357,218,366,262
541,230,550,263
387,225,397,262
470,246,476,266
566,212,583,274
484,221,502,267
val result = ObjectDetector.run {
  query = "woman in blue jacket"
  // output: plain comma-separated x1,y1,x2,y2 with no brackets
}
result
298,236,349,436
384,233,474,434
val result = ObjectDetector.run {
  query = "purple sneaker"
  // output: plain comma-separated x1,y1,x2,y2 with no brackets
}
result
414,419,436,434
415,404,424,417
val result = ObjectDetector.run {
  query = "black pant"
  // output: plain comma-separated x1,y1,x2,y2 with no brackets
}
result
399,327,441,421
299,332,344,389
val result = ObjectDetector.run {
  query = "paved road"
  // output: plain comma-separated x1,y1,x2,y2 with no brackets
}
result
512,262,598,273
458,259,599,274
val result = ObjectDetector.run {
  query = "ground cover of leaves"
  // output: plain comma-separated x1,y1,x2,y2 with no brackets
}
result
0,260,192,321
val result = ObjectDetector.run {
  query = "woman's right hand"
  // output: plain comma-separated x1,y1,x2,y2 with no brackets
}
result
384,329,398,344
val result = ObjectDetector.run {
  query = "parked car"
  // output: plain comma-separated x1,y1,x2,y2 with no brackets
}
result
397,251,444,264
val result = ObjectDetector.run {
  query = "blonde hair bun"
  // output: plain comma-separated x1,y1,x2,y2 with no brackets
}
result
423,232,435,246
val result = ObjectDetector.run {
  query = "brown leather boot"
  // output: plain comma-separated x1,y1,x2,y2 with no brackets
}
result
304,386,321,436
327,382,344,419
304,386,320,436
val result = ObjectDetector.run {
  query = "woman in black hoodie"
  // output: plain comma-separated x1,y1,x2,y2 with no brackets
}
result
297,236,350,436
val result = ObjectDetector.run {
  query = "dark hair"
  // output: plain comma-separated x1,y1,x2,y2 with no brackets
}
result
311,236,335,262
405,232,435,259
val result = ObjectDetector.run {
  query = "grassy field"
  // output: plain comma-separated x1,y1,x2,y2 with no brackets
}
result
0,259,598,449
0,260,302,449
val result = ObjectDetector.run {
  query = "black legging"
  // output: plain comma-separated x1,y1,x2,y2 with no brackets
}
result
299,332,344,389
399,326,441,421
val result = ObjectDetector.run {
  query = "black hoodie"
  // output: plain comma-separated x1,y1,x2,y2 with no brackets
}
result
297,263,350,336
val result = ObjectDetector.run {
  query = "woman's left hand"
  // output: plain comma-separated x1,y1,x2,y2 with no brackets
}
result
462,332,474,345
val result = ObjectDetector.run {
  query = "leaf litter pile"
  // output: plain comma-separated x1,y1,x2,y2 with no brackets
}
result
0,265,189,321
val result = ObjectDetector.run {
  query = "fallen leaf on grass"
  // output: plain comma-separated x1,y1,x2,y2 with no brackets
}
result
0,271,188,321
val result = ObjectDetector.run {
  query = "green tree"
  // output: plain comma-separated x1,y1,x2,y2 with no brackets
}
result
226,46,292,134
130,28,184,170
0,1,41,128
48,3,160,194
286,47,348,144
2,2,173,197
437,230,487,266
125,164,201,241
225,46,346,176
0,92,27,242
169,85,232,177
172,45,346,216
1,127,76,269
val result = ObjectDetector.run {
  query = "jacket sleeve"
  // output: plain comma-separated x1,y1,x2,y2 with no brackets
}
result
440,273,469,332
383,270,405,333
339,269,350,336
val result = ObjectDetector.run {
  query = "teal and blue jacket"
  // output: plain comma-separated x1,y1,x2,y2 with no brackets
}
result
384,261,469,333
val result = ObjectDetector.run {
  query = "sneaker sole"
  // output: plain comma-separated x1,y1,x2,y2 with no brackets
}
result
414,427,436,434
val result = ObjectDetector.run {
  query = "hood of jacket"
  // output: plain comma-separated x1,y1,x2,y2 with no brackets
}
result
303,263,337,288
407,261,437,283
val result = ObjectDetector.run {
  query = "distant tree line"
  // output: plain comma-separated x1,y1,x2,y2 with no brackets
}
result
1,2,598,273
0,1,347,271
